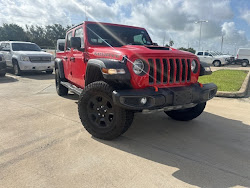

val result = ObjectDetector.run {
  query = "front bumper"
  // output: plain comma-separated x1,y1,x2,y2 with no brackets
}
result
112,83,217,110
19,61,54,71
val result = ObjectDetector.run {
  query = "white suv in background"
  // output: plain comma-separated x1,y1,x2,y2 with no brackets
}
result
195,51,228,67
0,41,54,75
236,48,250,67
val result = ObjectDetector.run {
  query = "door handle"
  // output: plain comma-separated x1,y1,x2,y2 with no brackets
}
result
70,57,75,61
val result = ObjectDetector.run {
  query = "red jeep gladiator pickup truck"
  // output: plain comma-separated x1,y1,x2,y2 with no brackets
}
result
55,21,217,140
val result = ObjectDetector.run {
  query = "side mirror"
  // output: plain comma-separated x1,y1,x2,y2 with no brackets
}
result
58,44,64,51
153,43,158,46
71,37,81,50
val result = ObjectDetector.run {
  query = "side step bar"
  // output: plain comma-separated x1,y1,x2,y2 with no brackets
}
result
61,81,83,95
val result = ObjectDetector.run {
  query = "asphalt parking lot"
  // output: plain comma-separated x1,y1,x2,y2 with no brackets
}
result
0,71,250,188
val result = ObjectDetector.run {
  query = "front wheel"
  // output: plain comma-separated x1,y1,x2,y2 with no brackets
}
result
165,102,206,121
213,60,221,67
13,62,22,76
0,70,6,77
78,81,134,140
55,69,68,96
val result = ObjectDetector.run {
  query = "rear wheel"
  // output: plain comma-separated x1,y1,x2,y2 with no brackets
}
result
55,69,68,96
242,60,249,67
78,81,134,140
165,102,206,121
13,61,22,76
213,60,221,67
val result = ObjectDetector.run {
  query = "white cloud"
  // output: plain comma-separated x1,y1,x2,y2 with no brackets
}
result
240,9,250,25
0,0,249,54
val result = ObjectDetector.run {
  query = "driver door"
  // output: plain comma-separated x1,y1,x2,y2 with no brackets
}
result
203,52,214,65
71,26,87,88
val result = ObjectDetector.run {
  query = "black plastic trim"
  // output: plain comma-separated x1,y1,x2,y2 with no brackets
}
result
86,58,131,80
55,58,65,79
112,83,217,110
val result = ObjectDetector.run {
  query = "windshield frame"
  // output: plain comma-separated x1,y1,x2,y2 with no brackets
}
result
11,43,42,52
85,23,153,47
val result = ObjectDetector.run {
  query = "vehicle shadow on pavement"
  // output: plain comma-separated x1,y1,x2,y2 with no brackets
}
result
20,72,55,80
7,70,55,80
97,112,250,188
0,75,18,83
62,93,79,101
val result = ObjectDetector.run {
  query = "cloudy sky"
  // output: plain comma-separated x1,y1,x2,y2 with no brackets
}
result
0,0,250,54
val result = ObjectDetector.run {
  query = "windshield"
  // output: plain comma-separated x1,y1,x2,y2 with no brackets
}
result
12,43,42,51
86,23,152,47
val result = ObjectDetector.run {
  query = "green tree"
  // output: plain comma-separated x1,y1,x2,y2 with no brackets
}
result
169,39,174,47
165,39,174,47
178,47,196,54
0,24,28,41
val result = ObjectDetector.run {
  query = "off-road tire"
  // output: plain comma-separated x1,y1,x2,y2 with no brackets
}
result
122,110,134,134
242,60,249,67
165,102,206,121
78,81,134,140
213,60,221,67
46,70,53,74
55,69,68,96
13,60,22,76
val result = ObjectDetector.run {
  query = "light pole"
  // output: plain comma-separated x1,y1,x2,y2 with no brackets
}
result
195,20,208,50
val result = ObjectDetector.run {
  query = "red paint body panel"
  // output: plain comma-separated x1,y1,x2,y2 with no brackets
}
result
56,22,200,89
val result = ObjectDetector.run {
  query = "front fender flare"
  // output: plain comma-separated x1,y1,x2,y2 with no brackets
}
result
55,58,65,79
86,58,131,81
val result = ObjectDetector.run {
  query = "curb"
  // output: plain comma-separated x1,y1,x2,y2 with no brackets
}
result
216,70,250,98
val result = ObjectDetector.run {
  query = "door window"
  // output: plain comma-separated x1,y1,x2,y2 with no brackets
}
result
1,43,10,51
66,32,73,51
74,27,84,48
197,52,203,56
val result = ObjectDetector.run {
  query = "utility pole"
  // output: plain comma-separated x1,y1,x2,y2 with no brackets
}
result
195,20,208,50
221,34,224,53
163,33,165,46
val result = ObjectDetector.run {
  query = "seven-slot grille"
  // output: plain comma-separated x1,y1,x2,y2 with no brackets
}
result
29,56,51,63
148,58,192,85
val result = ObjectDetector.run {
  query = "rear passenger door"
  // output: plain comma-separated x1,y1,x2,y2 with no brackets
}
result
71,26,86,88
203,52,213,65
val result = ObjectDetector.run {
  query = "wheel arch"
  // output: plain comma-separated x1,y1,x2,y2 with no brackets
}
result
212,59,221,64
55,58,65,79
85,58,131,86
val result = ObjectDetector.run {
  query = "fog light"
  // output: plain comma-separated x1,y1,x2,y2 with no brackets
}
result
140,97,147,105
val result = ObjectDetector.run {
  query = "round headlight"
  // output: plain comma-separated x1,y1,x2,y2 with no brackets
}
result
191,60,198,73
133,59,145,75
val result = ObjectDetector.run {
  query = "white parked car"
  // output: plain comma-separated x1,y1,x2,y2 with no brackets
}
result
236,48,250,67
0,41,54,75
195,51,228,67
